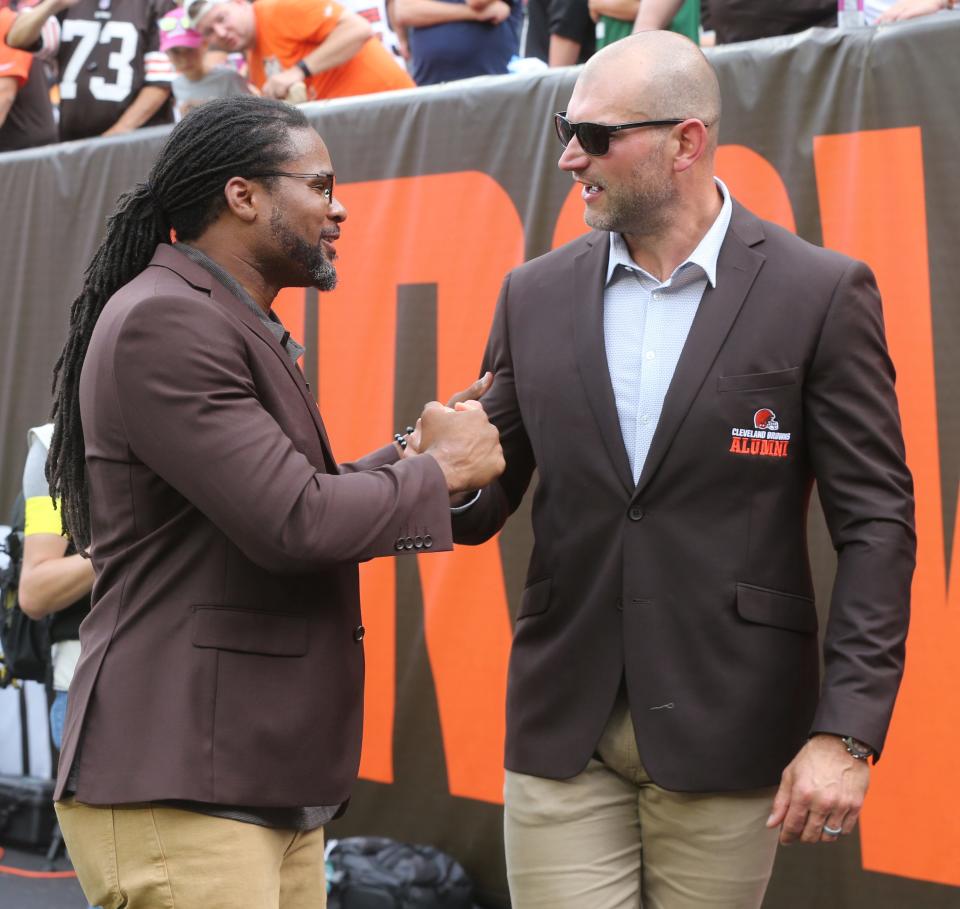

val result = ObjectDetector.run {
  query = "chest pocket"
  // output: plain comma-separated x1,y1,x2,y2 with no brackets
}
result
718,368,801,461
717,367,800,393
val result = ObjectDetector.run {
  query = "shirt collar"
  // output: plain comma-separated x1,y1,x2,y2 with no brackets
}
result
605,177,733,290
175,242,305,364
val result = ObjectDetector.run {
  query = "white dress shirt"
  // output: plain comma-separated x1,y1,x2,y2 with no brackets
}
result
604,178,733,483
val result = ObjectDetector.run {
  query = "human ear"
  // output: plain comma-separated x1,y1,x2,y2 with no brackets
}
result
673,119,709,173
223,176,260,223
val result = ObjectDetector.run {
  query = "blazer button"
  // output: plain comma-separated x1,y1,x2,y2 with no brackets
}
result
423,535,433,549
353,625,365,641
404,537,414,550
414,536,424,549
394,538,405,551
628,506,644,521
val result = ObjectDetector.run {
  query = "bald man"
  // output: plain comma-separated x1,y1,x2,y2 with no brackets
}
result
449,31,915,908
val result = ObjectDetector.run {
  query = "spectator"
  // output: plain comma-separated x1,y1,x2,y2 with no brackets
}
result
341,0,408,70
591,0,699,47
0,3,56,151
525,0,595,65
18,423,94,750
394,0,521,85
187,0,414,101
159,6,251,118
6,0,177,142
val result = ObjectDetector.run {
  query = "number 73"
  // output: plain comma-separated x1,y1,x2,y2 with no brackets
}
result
59,18,138,103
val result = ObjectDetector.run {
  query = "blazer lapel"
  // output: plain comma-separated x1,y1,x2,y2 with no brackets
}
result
572,232,635,494
209,281,339,472
633,204,766,499
148,246,338,472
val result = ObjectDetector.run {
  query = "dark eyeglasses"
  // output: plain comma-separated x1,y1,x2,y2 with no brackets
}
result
554,112,690,156
254,171,335,202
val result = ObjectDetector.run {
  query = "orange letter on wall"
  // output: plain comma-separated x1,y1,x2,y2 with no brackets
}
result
815,127,960,887
317,174,523,801
715,145,796,233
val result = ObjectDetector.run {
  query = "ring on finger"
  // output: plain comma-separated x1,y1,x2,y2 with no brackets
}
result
823,824,843,836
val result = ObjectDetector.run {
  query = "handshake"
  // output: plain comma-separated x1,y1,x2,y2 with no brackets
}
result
403,372,505,495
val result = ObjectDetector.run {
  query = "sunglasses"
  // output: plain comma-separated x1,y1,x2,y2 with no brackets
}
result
158,15,189,31
254,171,335,202
554,112,691,156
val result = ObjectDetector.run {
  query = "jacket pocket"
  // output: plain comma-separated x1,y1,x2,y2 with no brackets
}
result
718,367,800,393
517,577,552,620
735,583,817,633
192,606,307,656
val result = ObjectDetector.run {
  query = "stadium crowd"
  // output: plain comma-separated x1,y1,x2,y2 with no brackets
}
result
0,0,955,153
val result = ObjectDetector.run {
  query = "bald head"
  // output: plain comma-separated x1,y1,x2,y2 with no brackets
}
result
579,31,721,146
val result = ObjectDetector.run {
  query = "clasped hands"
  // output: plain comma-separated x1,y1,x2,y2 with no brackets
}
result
401,372,505,496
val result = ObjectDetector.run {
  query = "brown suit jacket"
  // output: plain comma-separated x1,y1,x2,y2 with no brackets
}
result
55,244,452,807
453,202,916,792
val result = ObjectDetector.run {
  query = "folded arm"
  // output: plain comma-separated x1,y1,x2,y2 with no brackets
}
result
5,0,71,50
632,0,684,31
394,0,510,27
101,85,171,136
261,11,373,99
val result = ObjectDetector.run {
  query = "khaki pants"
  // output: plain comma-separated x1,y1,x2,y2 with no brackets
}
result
55,799,327,909
504,695,780,909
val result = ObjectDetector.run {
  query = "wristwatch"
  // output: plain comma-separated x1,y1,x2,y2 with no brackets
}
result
841,735,874,761
296,59,312,79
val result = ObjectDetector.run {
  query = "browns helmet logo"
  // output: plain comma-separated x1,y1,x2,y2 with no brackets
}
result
730,408,791,458
753,408,779,431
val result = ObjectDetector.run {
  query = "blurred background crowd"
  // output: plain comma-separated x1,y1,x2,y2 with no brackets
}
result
0,0,955,154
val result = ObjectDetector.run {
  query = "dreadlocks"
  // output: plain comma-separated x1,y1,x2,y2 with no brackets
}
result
47,95,310,552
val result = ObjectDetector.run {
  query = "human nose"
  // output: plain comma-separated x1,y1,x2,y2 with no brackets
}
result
557,134,589,172
328,195,347,223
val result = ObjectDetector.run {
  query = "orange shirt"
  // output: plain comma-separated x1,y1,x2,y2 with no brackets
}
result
250,0,414,100
0,9,34,88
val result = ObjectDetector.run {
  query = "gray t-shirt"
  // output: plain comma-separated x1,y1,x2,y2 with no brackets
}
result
172,65,251,113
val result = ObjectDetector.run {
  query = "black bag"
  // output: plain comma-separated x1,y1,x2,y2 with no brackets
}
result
0,774,56,848
0,493,51,688
327,837,474,909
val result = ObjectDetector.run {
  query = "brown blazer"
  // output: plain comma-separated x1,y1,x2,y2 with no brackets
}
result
55,244,452,807
453,202,916,792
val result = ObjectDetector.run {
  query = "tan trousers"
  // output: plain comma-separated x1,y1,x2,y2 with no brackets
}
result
55,799,327,909
504,694,780,909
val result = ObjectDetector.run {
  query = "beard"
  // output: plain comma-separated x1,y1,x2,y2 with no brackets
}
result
269,209,337,291
585,150,677,238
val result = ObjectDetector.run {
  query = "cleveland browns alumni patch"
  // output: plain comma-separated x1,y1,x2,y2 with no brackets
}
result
729,408,792,458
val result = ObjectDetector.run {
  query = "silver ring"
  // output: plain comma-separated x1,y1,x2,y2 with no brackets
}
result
823,824,843,836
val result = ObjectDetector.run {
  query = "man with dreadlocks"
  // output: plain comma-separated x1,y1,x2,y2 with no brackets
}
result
46,94,504,909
